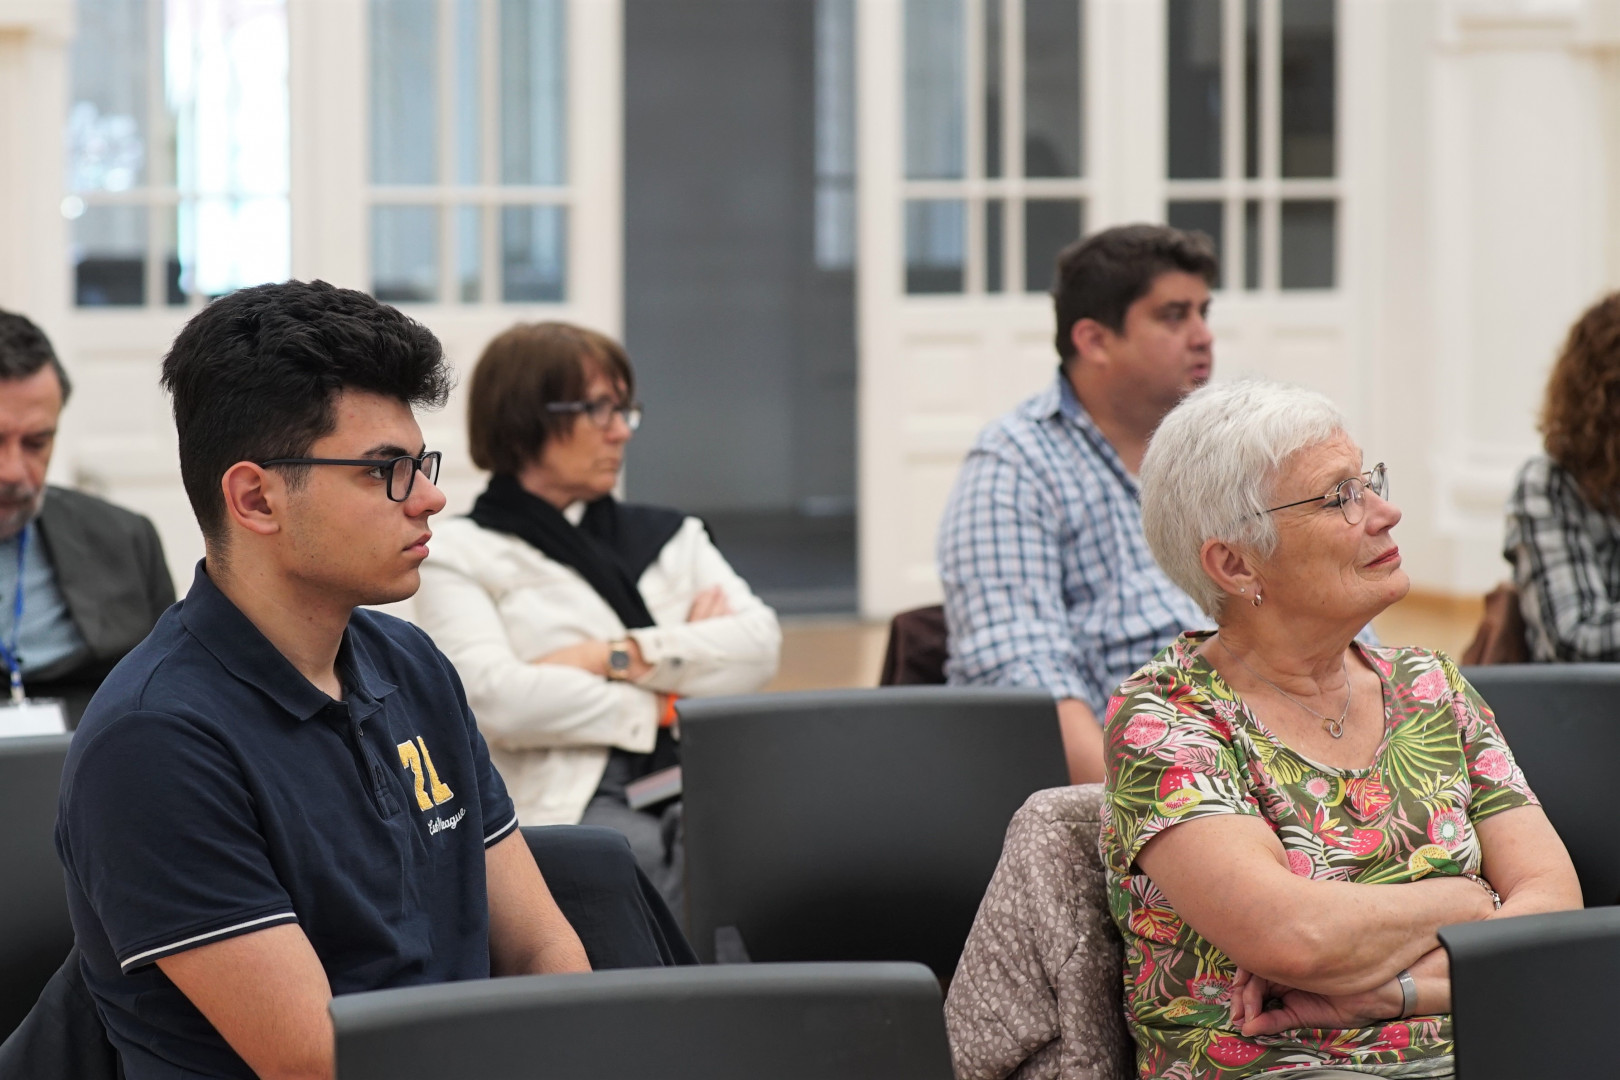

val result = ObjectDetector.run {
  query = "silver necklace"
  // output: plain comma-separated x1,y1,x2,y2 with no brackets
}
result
1217,637,1351,739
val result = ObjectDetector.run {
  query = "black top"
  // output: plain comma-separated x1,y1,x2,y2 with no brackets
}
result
467,474,686,630
33,485,177,724
56,563,517,1079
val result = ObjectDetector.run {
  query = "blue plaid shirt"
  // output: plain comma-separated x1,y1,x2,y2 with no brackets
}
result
937,373,1208,711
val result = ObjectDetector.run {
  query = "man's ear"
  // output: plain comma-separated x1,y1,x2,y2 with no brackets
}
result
1069,318,1114,370
1200,537,1259,607
220,462,283,539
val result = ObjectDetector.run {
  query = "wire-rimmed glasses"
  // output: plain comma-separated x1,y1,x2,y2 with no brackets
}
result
258,450,442,503
545,399,643,432
1263,463,1388,526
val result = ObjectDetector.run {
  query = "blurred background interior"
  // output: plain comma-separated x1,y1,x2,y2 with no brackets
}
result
2,0,1614,688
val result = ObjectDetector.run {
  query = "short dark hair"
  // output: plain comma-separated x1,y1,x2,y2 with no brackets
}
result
1051,224,1219,362
160,280,452,545
0,309,74,402
467,321,635,475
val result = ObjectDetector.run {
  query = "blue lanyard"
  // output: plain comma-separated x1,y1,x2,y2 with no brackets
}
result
0,526,28,703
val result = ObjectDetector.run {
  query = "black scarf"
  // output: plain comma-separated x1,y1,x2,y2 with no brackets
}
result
466,474,686,630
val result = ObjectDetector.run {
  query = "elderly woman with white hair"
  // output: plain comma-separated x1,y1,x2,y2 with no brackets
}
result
1091,380,1582,1079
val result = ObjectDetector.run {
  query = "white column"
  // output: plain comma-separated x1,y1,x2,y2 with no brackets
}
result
0,1,73,347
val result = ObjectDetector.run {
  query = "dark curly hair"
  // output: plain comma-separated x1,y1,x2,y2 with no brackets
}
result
161,280,452,545
1541,291,1620,515
0,309,73,401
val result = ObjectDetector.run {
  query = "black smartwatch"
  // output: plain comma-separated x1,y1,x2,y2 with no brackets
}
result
606,639,632,681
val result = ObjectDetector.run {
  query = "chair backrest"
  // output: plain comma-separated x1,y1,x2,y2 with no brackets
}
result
1440,907,1620,1080
0,734,74,1040
331,961,955,1080
1459,663,1620,906
678,687,1068,976
879,605,949,685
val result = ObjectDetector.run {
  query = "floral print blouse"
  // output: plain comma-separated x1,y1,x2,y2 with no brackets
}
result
1100,633,1538,1078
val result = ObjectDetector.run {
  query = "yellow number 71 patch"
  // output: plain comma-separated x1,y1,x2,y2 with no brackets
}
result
397,737,455,811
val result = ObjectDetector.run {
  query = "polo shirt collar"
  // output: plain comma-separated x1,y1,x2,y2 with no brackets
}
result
178,561,398,722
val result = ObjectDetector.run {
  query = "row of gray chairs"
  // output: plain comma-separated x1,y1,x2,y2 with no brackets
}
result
5,667,1619,1075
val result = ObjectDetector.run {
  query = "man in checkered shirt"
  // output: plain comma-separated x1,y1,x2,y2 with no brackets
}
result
937,225,1217,784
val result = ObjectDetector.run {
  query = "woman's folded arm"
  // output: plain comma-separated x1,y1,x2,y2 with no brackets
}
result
1135,812,1497,996
415,558,658,750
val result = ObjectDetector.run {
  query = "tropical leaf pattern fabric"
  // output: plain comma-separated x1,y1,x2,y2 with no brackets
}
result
1100,633,1537,1078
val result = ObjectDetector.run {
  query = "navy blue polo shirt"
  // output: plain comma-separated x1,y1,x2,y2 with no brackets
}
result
56,563,519,1079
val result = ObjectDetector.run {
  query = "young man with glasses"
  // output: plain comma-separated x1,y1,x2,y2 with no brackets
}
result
55,281,591,1080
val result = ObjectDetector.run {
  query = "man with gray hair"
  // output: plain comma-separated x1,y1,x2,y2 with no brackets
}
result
0,309,174,725
936,224,1216,784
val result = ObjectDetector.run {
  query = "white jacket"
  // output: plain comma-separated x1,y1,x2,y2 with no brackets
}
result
414,511,781,825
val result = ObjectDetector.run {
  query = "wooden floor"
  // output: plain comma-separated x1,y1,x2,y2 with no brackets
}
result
764,591,1483,694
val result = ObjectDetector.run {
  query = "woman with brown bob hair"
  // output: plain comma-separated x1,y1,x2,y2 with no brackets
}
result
414,321,781,912
1505,291,1620,660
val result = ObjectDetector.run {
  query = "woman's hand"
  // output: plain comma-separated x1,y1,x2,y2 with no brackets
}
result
687,585,733,622
1229,967,1403,1036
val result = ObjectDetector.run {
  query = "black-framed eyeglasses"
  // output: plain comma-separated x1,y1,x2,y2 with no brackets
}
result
1263,463,1388,526
258,451,442,503
545,399,643,432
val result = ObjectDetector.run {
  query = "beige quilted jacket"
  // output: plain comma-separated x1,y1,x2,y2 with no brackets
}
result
944,784,1134,1080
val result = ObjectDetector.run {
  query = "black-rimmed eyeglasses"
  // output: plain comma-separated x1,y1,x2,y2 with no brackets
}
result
1263,463,1388,526
545,399,643,432
258,451,442,503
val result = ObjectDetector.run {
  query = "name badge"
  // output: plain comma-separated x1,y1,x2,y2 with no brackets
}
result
0,698,67,737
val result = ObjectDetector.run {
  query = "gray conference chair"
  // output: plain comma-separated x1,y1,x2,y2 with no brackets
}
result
1460,663,1620,906
0,734,73,1041
332,961,954,1080
1440,906,1620,1079
677,686,1068,977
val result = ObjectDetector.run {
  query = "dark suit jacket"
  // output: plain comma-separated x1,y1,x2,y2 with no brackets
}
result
29,486,175,725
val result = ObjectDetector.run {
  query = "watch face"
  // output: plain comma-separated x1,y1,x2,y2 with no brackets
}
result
609,646,630,673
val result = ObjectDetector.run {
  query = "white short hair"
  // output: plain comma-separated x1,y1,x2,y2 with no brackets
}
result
1139,378,1347,618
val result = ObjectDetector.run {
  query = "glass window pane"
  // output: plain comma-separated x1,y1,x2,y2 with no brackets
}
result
1167,0,1223,179
984,0,1002,178
1281,0,1336,178
458,205,482,302
371,0,438,185
815,0,857,270
1244,0,1259,178
455,0,482,185
176,196,290,300
1244,197,1261,290
373,205,440,302
501,205,567,302
68,0,150,192
1280,199,1334,289
1168,200,1224,290
1024,198,1083,295
904,0,965,180
160,204,183,305
815,183,856,270
73,204,148,307
1023,0,1081,178
905,199,964,293
986,198,1004,293
500,0,567,186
